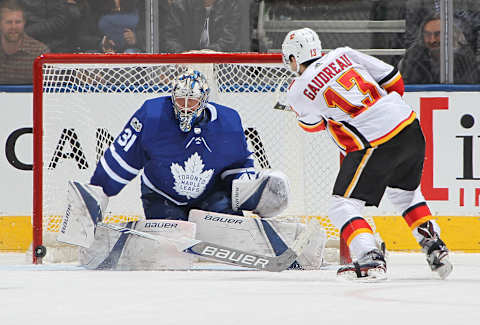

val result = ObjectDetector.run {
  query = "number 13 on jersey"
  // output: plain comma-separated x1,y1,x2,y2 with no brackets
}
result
323,68,381,118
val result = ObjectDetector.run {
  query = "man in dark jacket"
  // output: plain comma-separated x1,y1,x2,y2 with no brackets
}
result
400,14,479,84
405,0,480,63
162,0,241,53
18,0,80,52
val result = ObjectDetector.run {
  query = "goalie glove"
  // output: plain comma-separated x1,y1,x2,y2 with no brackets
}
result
56,181,109,248
232,170,289,218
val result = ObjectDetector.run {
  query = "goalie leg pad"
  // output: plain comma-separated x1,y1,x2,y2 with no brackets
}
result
117,219,196,270
232,170,289,218
80,219,196,270
189,210,325,269
57,181,109,248
261,218,326,270
79,222,129,269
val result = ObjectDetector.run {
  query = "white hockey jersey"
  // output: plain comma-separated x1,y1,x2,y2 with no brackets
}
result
287,47,416,153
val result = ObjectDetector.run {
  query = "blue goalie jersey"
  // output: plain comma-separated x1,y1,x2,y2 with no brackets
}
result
91,96,255,205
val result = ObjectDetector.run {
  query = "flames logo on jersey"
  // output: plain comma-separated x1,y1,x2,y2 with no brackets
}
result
170,152,214,199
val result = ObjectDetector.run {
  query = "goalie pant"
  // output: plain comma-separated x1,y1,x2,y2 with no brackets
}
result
79,210,326,271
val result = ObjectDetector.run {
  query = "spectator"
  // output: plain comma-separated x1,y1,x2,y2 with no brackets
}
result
399,14,479,84
405,0,480,63
18,0,79,52
94,0,145,53
163,0,241,53
0,0,49,84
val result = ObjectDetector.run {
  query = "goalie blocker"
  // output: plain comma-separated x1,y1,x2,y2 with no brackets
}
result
232,170,289,218
58,181,325,270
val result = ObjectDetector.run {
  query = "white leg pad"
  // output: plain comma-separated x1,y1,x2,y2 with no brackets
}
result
57,181,109,248
290,220,327,270
80,220,196,270
189,210,326,269
264,218,326,270
189,210,274,256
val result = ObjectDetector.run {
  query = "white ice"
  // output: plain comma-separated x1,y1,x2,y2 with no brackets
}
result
1,252,479,325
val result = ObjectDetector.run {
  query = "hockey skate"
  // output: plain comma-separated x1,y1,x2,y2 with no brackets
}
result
418,222,453,279
336,249,387,281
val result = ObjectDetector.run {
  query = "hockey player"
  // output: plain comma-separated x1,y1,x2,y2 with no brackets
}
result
89,68,275,220
281,28,453,280
59,68,325,270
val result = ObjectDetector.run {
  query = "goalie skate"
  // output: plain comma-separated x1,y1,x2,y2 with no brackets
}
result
337,249,387,281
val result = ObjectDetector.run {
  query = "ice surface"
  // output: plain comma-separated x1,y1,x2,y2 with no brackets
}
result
0,252,479,325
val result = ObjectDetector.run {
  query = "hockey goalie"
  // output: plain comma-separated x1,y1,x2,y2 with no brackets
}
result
57,68,326,271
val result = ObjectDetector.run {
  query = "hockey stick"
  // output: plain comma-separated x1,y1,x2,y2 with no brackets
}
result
272,73,294,111
98,222,312,272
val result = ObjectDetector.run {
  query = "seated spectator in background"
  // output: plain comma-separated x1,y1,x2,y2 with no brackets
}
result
0,0,49,84
95,0,145,53
399,14,479,84
18,0,80,53
405,0,480,63
163,0,241,53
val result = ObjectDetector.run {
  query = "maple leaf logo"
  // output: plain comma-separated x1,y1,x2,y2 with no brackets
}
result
170,153,214,199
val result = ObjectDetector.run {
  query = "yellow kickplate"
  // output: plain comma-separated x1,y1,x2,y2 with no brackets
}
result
373,216,480,252
0,216,32,252
0,215,479,253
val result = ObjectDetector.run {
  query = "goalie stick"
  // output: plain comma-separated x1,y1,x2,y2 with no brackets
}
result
98,221,314,272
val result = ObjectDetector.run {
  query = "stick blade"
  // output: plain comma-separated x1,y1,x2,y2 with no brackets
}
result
186,242,297,272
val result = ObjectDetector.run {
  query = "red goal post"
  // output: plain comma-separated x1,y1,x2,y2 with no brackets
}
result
32,52,353,264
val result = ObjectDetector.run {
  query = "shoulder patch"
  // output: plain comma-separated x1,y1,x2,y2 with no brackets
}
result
130,117,143,132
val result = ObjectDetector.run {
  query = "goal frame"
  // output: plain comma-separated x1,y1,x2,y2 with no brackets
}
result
32,52,285,264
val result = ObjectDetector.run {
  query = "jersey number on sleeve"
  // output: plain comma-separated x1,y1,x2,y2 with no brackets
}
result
323,68,381,118
117,128,137,152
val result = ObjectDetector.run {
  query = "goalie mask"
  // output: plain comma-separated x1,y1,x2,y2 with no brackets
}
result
282,28,322,73
172,69,210,132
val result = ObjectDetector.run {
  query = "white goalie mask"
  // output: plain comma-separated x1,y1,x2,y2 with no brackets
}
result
172,69,210,132
281,28,322,73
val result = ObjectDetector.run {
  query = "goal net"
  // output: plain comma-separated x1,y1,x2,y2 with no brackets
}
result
32,53,356,264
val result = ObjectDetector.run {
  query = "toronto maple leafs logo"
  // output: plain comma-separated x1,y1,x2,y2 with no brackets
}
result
170,153,214,199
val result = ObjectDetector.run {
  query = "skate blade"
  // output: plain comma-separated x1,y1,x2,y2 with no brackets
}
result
337,268,387,282
435,260,453,280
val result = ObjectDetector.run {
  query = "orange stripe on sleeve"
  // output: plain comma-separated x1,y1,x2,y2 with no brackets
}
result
298,120,326,133
328,120,364,152
382,73,405,96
